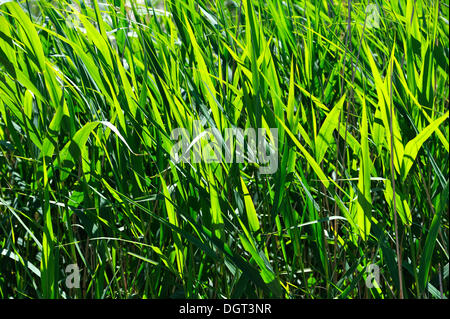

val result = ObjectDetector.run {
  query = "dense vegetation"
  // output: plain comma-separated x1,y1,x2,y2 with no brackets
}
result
0,0,448,299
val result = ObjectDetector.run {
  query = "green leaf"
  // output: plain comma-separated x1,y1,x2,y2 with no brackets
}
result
402,111,449,180
384,179,412,226
355,94,372,240
418,181,448,294
275,113,330,188
240,176,260,233
315,94,346,164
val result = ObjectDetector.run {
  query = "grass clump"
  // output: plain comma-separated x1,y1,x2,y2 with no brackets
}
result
0,0,448,298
